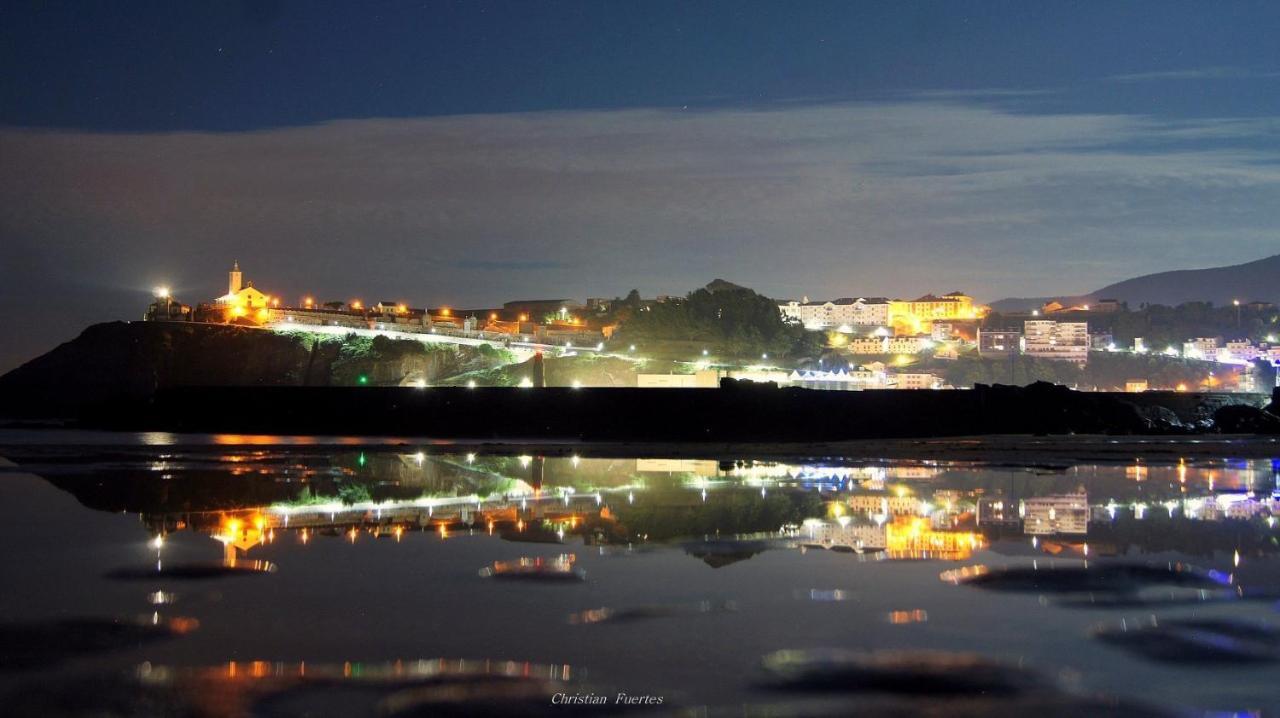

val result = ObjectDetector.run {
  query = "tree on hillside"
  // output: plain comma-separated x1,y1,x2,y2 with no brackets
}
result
615,286,821,360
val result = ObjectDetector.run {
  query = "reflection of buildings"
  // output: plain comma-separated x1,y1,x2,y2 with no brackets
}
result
1023,494,1089,535
635,459,721,475
803,519,886,551
847,495,921,516
97,450,1280,566
976,498,1017,526
885,517,982,559
148,490,607,561
802,517,982,560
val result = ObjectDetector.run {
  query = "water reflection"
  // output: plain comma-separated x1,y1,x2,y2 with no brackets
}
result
2,446,1276,563
2,438,1279,714
1093,618,1280,664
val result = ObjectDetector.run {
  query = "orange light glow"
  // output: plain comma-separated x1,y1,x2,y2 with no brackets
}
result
884,516,981,560
888,609,928,625
440,308,451,317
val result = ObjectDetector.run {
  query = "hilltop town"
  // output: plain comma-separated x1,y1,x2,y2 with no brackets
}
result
137,261,1280,394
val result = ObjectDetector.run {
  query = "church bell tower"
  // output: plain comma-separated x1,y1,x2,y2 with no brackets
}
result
228,260,242,295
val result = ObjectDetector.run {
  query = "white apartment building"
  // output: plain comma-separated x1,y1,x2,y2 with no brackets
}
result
779,297,891,330
1023,494,1089,535
1218,340,1260,364
1023,320,1089,364
1182,337,1220,360
803,520,887,551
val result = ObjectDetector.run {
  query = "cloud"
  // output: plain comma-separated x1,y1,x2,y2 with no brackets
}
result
1105,66,1280,82
453,260,572,271
896,88,1057,100
3,99,1280,370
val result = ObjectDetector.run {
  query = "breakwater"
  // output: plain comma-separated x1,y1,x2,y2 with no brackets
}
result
84,381,1268,442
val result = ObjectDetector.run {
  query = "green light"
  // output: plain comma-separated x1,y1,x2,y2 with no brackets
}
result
358,375,369,385
358,452,366,467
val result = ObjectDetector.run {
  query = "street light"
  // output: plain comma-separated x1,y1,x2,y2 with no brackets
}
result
1233,299,1241,327
154,286,170,299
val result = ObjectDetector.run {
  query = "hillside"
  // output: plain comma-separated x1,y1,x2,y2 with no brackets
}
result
0,322,510,419
991,253,1280,312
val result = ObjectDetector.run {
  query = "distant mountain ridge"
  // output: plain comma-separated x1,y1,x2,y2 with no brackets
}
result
990,253,1280,313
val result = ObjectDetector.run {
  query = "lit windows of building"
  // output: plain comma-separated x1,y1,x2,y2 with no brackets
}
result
1023,494,1089,535
1023,320,1089,364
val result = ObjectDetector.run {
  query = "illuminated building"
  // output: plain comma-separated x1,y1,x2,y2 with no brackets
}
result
1023,494,1089,535
636,371,719,388
847,336,890,354
143,292,192,322
787,367,888,390
1023,320,1089,364
883,516,982,559
886,335,931,354
1218,340,1260,364
888,292,983,334
1182,337,1220,360
779,297,891,330
893,373,939,390
215,260,271,313
1124,379,1149,393
977,329,1020,357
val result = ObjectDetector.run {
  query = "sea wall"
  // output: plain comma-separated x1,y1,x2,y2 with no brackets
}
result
90,381,1268,441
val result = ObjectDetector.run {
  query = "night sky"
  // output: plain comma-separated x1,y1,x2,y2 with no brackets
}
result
3,1,1280,371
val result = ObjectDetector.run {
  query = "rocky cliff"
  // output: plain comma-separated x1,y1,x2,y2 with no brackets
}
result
0,322,512,419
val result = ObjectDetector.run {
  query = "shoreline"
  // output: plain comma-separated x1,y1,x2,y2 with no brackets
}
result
1,429,1277,464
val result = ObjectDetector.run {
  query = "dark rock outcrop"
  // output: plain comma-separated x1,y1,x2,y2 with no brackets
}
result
1214,404,1280,434
0,322,506,419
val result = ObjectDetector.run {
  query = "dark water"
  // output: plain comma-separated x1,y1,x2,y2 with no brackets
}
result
0,430,1278,716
